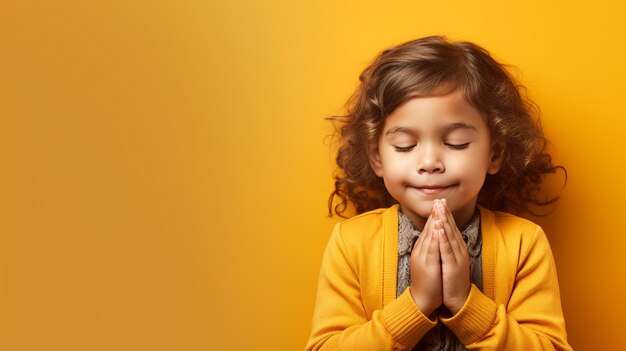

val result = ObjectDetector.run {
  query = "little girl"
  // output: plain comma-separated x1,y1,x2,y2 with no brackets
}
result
305,36,572,350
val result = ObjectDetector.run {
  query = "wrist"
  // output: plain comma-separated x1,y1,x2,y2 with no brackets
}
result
445,287,471,315
446,301,464,316
409,286,437,317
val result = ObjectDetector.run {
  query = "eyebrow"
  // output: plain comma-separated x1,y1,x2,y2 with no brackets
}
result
384,126,414,136
385,122,477,136
444,122,477,132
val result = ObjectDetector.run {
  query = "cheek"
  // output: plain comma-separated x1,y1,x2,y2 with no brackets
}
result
448,150,492,177
392,160,416,181
382,154,412,175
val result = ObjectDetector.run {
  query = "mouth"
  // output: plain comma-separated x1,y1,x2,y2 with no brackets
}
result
415,184,456,195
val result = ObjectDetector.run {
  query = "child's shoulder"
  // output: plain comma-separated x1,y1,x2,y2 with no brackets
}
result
332,205,397,244
341,206,390,223
327,206,397,263
481,207,548,245
488,208,538,228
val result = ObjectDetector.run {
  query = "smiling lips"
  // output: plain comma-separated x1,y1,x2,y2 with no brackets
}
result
415,185,454,195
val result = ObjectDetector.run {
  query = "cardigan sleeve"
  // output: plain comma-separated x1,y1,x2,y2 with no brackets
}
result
305,223,437,351
440,225,572,350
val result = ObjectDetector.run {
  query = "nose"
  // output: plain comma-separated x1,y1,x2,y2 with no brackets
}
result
416,144,444,174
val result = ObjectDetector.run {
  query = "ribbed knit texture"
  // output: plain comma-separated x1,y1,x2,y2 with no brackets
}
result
441,284,498,345
382,207,399,307
381,288,437,347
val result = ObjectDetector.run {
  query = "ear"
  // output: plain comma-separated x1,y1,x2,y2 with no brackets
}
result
368,142,384,177
487,143,503,175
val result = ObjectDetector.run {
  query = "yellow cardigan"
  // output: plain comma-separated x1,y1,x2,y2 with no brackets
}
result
305,205,572,350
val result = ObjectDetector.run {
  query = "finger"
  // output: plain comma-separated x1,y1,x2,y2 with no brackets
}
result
442,201,467,250
438,225,456,265
441,199,459,228
434,201,458,249
441,204,470,267
414,202,438,254
425,228,441,265
417,225,434,261
440,211,463,257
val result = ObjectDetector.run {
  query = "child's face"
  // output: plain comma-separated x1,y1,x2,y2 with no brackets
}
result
369,90,500,230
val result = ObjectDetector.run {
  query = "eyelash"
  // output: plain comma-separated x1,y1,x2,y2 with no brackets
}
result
393,143,470,152
446,142,470,150
393,146,415,152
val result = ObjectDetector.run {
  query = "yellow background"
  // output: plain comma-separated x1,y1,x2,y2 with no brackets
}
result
0,1,623,350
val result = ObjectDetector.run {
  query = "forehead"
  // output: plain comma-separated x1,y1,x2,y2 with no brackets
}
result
382,91,487,133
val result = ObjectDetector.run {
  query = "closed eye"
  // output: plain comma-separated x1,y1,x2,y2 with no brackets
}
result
446,142,470,150
393,145,415,152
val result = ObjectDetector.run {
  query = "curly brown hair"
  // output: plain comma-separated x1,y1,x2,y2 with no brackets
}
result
328,35,564,218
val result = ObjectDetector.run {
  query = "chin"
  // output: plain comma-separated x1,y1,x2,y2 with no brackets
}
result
419,198,444,210
406,202,436,219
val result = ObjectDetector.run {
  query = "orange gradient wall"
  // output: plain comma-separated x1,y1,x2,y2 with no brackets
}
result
0,1,623,350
